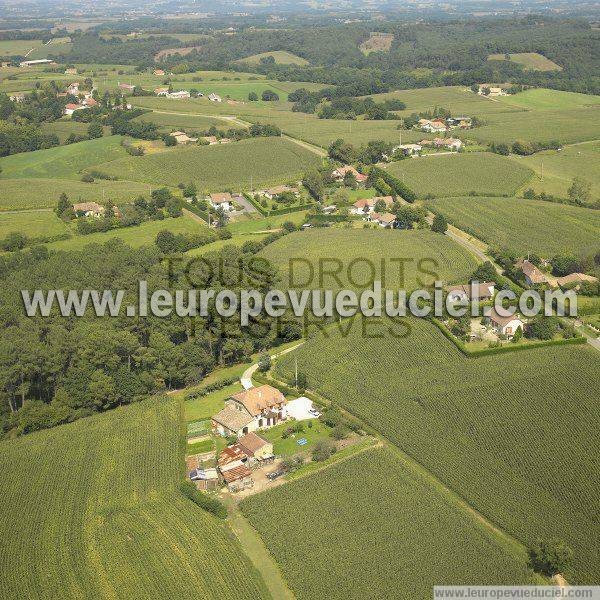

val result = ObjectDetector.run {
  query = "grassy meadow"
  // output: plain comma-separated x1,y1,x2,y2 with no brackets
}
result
496,88,600,110
235,51,309,66
0,397,269,599
427,195,600,256
386,153,533,197
514,141,600,199
0,210,69,240
275,317,600,584
0,135,129,180
40,119,111,143
92,137,321,191
46,213,204,252
259,229,479,292
487,52,562,71
0,178,153,211
0,39,44,56
242,448,538,600
132,111,226,132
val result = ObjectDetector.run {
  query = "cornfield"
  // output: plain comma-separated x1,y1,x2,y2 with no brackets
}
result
241,448,538,599
0,397,269,599
275,317,600,584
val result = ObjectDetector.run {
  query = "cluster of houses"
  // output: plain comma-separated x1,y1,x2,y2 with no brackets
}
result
205,384,318,491
445,281,525,338
61,81,98,115
476,84,507,97
350,195,397,228
153,87,223,102
417,116,472,133
517,259,598,289
72,201,122,219
391,137,463,157
331,165,368,185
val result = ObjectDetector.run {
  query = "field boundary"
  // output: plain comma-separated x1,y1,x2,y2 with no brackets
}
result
259,360,545,580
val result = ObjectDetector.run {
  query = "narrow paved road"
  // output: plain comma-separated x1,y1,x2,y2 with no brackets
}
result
241,343,305,389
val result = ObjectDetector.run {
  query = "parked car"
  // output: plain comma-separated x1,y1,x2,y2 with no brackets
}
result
267,470,284,481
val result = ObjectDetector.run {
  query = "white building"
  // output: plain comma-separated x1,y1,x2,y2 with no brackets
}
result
446,282,495,303
166,90,191,100
208,93,222,102
486,309,524,338
208,192,234,211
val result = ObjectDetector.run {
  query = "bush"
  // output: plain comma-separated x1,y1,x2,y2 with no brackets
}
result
528,540,573,577
179,480,227,519
312,440,336,462
257,353,271,373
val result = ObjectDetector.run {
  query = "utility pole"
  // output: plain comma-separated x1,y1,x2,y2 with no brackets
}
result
295,357,298,388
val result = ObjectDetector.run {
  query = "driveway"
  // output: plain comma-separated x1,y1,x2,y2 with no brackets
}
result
235,195,258,214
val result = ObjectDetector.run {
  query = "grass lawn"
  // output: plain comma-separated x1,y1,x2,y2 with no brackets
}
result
133,111,226,132
427,195,600,256
92,137,321,192
227,211,308,235
0,135,129,180
386,152,533,198
46,213,205,251
0,209,70,240
260,419,331,456
487,53,562,72
0,178,153,211
513,140,600,200
184,382,244,423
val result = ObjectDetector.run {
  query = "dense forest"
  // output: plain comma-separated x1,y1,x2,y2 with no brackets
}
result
0,239,301,437
52,17,600,95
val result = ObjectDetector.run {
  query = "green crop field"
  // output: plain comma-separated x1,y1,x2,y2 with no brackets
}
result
427,195,600,256
386,153,533,197
92,137,321,191
0,209,70,240
496,88,600,111
274,317,600,584
259,229,478,292
0,397,269,599
0,178,153,211
27,38,73,59
46,213,204,251
0,135,130,180
242,448,537,599
236,51,309,66
132,111,226,132
460,107,600,146
488,53,562,71
514,141,600,199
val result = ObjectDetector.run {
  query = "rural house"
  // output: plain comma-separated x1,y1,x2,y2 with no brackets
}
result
350,196,393,215
208,93,222,102
331,165,368,185
485,309,524,338
118,83,136,92
446,282,495,303
64,103,85,115
153,69,165,76
167,90,190,99
189,467,219,491
72,202,105,217
237,432,274,461
258,185,299,200
202,135,219,145
556,273,598,288
208,192,234,211
393,143,422,156
434,137,463,150
517,260,552,286
212,385,287,437
369,212,397,228
170,131,198,145
154,87,169,96
419,119,447,133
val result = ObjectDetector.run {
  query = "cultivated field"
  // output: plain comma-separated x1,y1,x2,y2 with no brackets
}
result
0,397,269,599
235,51,308,65
92,137,321,191
487,52,562,71
514,140,600,200
274,317,600,584
0,135,129,180
260,229,479,292
427,195,600,256
242,448,538,599
40,119,111,143
386,153,533,198
0,39,43,56
0,178,152,211
132,111,226,132
0,209,69,240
